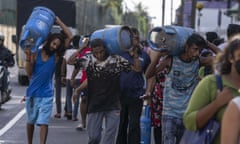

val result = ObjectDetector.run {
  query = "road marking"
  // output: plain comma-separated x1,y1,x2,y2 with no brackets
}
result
0,108,26,136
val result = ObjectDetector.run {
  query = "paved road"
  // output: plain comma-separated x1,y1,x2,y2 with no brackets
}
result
0,66,89,144
0,65,155,144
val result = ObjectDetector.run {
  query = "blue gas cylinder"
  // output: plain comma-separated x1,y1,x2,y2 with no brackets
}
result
147,25,194,56
90,26,132,55
19,6,56,53
140,105,151,144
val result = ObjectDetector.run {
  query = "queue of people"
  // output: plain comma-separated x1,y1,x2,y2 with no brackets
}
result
18,13,240,144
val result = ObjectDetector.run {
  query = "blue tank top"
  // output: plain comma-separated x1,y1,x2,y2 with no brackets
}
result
163,56,199,118
26,50,56,97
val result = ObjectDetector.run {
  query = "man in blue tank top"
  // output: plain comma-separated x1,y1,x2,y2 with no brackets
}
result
145,33,221,144
24,16,72,144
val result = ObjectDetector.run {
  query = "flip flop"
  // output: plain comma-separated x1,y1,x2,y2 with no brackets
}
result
54,114,61,118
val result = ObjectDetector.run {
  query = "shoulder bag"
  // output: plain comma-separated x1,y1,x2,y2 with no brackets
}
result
180,74,222,144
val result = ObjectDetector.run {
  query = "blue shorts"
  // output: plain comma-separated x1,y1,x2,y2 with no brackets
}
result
25,97,53,125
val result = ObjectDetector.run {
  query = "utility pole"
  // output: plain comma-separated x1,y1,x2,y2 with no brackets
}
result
162,0,165,26
170,0,173,24
178,0,184,26
82,0,87,34
227,0,231,9
191,0,196,29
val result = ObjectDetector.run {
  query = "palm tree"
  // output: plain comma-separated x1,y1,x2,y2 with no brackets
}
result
98,0,123,24
134,2,149,38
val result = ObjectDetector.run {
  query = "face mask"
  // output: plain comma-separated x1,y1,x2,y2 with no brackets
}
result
235,59,240,74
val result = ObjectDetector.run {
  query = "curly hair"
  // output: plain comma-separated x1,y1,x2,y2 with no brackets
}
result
215,36,240,75
42,33,65,56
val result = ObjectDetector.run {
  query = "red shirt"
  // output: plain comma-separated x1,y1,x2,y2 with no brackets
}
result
77,47,91,83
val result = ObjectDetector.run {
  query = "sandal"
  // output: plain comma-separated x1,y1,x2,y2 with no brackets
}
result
76,124,86,131
66,113,72,120
54,114,61,118
72,117,78,121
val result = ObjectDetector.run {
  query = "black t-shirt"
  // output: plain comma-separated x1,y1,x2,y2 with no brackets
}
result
0,46,15,67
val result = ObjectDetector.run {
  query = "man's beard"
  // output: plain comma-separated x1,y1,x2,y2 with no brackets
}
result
44,47,56,56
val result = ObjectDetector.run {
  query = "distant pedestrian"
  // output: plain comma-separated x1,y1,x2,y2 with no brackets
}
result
68,35,91,129
205,31,224,46
54,55,66,119
63,35,83,120
218,24,240,50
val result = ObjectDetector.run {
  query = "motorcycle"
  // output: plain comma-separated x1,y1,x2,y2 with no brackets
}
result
0,59,12,109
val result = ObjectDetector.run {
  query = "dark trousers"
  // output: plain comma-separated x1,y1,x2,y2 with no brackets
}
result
116,96,143,144
154,127,162,144
0,66,8,92
55,76,66,114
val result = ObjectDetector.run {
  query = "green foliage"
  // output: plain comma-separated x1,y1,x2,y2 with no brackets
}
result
98,0,123,24
134,3,149,38
97,0,150,38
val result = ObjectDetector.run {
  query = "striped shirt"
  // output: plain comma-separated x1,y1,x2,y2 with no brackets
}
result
163,56,199,118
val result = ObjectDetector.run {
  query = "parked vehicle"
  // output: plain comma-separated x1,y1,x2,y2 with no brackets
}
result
14,0,76,85
0,58,13,109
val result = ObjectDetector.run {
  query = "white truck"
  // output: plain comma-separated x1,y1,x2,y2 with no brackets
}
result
15,0,77,85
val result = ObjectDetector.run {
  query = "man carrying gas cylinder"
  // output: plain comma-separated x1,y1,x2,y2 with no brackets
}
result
145,26,221,144
116,27,151,144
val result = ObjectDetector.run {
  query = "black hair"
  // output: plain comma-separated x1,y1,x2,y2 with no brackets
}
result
201,50,213,57
141,40,149,47
72,35,80,48
131,27,140,37
186,33,207,49
90,38,106,48
227,24,240,38
216,38,240,74
42,33,65,56
90,38,109,57
206,31,219,43
212,38,224,46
